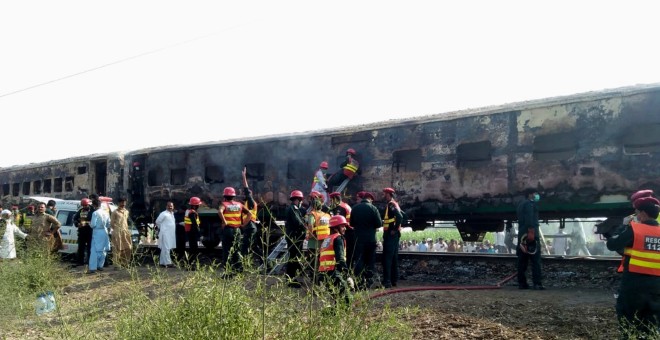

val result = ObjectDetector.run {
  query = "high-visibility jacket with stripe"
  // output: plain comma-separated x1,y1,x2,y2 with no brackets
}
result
21,213,34,231
222,201,244,228
184,209,200,232
342,157,360,179
319,233,345,272
245,199,258,222
617,221,660,276
383,200,401,232
309,210,331,240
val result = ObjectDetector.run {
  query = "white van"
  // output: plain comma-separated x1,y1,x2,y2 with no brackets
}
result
28,196,139,255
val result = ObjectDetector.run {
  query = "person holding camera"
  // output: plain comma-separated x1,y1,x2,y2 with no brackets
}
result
606,195,660,337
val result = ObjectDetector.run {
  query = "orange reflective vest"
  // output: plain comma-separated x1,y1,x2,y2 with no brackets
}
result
342,157,359,179
222,201,244,228
383,200,401,232
310,210,331,240
184,209,200,232
319,233,345,272
617,221,660,276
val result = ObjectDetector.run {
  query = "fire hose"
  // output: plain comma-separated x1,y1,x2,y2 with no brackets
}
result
358,272,518,304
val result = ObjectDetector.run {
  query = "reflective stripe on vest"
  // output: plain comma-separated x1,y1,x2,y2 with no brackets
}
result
184,209,200,232
342,158,359,179
79,209,91,226
22,214,33,227
623,221,660,276
222,201,243,228
383,200,400,231
312,210,331,240
319,233,342,272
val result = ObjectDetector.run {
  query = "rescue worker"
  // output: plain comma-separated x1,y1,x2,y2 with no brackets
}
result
88,199,110,274
350,191,382,290
327,148,360,193
218,187,252,276
241,167,260,263
328,191,354,270
516,188,544,290
182,196,203,265
11,205,20,226
305,190,331,283
381,187,403,288
319,215,352,305
606,196,660,337
110,197,132,268
625,189,660,224
19,205,35,234
73,198,95,266
285,190,307,288
30,202,62,254
311,161,330,205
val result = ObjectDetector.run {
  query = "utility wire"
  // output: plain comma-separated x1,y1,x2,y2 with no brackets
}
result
0,24,243,99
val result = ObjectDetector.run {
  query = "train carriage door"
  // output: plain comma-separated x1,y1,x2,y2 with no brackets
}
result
92,160,107,196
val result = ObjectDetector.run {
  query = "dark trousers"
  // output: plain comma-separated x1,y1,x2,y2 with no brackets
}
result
285,232,305,280
516,244,542,286
77,226,92,265
616,279,660,338
240,222,257,262
175,225,199,264
353,239,377,288
344,228,356,272
382,237,400,286
321,270,351,305
222,227,242,273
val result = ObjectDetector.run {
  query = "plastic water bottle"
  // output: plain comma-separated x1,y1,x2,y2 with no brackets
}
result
35,293,48,316
46,291,57,313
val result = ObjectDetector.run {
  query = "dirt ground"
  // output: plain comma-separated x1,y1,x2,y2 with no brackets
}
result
32,262,619,340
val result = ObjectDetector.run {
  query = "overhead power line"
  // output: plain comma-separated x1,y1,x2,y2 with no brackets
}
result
0,24,243,99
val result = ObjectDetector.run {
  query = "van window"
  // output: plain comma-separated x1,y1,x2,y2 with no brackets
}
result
57,210,75,227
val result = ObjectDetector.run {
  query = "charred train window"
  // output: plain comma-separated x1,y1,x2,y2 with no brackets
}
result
170,168,187,185
43,179,52,193
533,132,577,161
54,178,63,192
65,177,74,192
622,123,660,154
2,184,8,196
12,183,19,196
245,163,265,181
148,168,163,186
33,180,42,194
77,166,87,175
205,166,224,184
392,149,422,172
457,141,492,168
287,159,309,180
22,182,30,195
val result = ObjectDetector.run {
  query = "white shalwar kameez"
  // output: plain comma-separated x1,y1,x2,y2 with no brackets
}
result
0,217,27,259
155,209,176,266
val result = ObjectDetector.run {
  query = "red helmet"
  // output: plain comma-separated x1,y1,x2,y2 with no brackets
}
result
189,197,202,205
81,198,91,207
223,187,236,197
356,191,365,199
383,187,396,195
362,192,375,200
329,192,341,199
346,148,356,155
290,190,304,200
319,161,329,169
329,215,348,228
27,205,35,211
631,190,653,202
310,191,322,199
633,196,660,210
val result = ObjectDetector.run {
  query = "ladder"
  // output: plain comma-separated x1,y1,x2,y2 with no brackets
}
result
259,236,289,275
334,178,351,193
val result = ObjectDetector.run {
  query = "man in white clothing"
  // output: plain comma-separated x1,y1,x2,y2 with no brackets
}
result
0,210,28,260
155,201,176,267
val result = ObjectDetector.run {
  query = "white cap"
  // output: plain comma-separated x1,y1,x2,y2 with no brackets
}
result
1,209,12,216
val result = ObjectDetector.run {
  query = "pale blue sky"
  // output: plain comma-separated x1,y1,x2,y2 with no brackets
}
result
1,1,658,167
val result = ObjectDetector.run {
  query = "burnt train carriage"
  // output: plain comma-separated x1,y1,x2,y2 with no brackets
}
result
1,84,659,243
